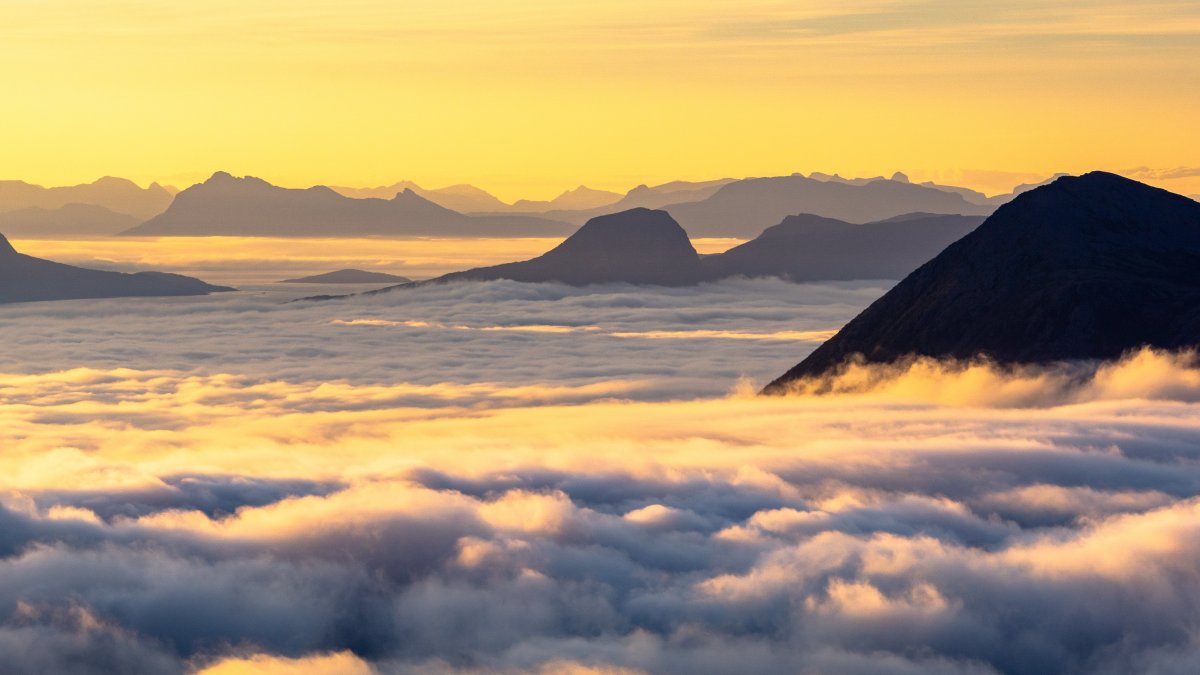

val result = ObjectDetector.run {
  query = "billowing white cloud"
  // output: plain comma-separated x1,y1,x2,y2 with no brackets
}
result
3,280,1200,673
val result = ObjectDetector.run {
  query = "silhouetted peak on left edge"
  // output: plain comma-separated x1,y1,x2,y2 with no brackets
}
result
0,234,233,304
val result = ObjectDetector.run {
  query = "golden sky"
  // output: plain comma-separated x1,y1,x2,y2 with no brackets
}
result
3,0,1199,200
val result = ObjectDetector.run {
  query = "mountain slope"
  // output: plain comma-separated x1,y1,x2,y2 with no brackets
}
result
702,213,985,282
124,173,572,237
0,233,232,304
764,172,1200,391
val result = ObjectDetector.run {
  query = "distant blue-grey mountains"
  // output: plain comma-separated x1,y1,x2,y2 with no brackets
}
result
0,232,231,304
0,176,175,221
764,172,1200,390
116,171,1016,240
2,171,1075,240
123,172,575,238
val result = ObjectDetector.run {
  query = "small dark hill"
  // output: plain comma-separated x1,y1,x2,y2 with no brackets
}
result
764,172,1200,392
281,269,412,284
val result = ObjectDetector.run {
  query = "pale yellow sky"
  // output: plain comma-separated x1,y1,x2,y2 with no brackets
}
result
2,0,1199,200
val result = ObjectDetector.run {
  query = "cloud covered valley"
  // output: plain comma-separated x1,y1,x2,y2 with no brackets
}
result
3,280,1200,674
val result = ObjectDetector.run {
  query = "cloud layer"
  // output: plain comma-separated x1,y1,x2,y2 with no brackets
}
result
4,281,1200,673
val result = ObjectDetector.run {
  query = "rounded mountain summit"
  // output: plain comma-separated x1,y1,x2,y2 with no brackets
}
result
427,208,705,287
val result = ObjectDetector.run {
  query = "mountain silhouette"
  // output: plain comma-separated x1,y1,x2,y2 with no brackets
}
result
486,178,737,225
0,203,140,237
0,177,174,220
512,186,623,212
665,174,994,238
123,173,573,237
329,182,510,213
702,213,985,282
384,208,704,287
764,172,1200,391
281,269,412,284
0,232,232,304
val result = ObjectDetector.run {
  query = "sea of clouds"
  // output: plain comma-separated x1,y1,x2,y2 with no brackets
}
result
3,279,1200,674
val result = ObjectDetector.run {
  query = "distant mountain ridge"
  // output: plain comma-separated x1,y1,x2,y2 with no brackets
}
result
764,172,1200,391
0,204,140,237
511,185,623,212
329,182,510,213
0,232,232,304
0,177,174,220
124,172,574,238
664,174,994,238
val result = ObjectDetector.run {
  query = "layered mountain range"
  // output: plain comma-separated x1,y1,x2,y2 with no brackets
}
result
350,208,984,292
2,171,1070,240
123,173,573,237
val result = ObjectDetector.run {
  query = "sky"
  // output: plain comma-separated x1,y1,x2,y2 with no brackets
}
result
3,0,1199,200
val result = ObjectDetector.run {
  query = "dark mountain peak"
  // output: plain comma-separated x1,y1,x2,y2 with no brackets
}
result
764,174,1200,391
552,207,692,252
0,232,16,257
891,171,910,183
982,171,1200,250
414,208,703,287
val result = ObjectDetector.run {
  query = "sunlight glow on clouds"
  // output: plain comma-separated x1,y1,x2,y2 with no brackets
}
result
4,280,1200,672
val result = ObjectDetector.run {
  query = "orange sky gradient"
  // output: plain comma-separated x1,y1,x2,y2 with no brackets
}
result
3,0,1199,200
